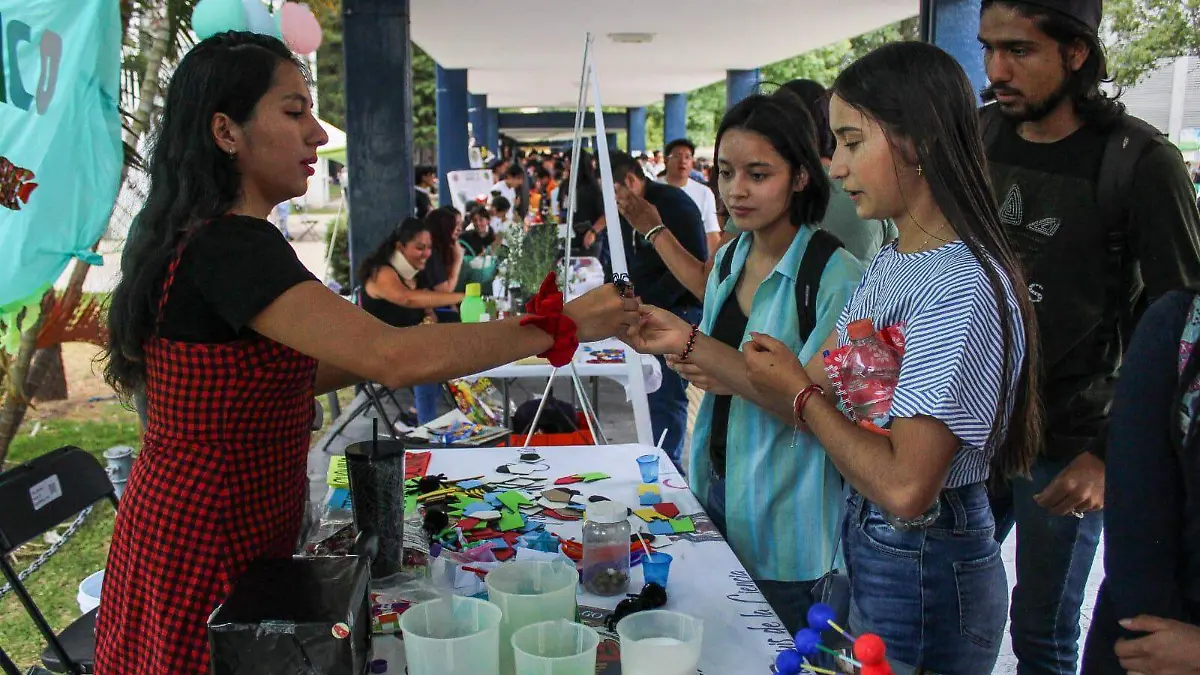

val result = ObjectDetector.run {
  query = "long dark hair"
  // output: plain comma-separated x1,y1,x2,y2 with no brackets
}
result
357,217,429,286
715,89,830,228
102,32,306,401
832,41,1043,480
425,206,459,269
981,0,1124,127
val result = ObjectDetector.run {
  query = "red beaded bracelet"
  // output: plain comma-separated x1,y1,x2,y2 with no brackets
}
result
680,324,700,360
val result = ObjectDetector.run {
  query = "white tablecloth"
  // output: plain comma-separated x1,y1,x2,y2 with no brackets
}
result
371,444,792,673
471,338,662,400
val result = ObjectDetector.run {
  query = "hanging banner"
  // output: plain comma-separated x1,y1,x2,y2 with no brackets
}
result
0,0,123,350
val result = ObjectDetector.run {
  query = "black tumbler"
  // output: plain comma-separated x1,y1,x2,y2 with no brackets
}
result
343,438,406,580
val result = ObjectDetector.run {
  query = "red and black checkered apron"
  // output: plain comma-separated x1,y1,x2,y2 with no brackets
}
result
95,233,316,674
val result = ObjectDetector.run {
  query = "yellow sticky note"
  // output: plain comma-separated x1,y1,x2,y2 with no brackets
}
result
633,508,665,522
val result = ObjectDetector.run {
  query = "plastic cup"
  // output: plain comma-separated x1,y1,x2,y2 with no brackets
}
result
511,619,599,675
486,560,580,675
616,610,703,675
636,454,659,483
400,597,502,675
641,552,673,588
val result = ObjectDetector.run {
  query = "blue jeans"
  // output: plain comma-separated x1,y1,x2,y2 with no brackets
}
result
649,305,703,464
991,458,1104,675
414,384,442,425
845,483,1007,674
706,476,815,635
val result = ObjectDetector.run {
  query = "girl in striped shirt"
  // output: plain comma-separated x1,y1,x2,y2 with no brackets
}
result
740,42,1043,672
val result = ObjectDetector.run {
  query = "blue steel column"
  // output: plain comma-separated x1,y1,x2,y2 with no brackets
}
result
627,107,647,153
921,0,987,100
436,65,469,206
486,108,500,156
469,93,488,149
343,0,413,285
726,69,760,109
663,93,687,146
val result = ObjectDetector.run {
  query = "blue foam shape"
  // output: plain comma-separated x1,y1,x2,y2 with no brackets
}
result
639,492,663,506
484,493,503,507
648,520,674,536
328,488,352,510
457,479,484,490
463,502,492,516
486,538,510,550
521,522,542,533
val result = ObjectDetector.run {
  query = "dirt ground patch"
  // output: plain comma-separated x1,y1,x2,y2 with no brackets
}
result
26,343,125,424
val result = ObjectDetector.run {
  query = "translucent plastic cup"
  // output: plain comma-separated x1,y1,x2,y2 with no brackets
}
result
636,454,659,483
641,552,673,587
400,597,502,675
511,619,599,675
486,560,579,675
616,610,703,675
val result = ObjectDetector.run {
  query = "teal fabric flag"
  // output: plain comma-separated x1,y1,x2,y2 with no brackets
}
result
0,0,122,352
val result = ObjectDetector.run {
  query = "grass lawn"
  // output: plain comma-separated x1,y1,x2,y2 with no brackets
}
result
0,387,355,670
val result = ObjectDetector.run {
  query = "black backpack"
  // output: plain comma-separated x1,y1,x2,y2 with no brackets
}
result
715,228,844,341
979,104,1167,343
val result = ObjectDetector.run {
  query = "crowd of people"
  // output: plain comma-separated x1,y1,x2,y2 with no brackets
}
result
86,0,1200,673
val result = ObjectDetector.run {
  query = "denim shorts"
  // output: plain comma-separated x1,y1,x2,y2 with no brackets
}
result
844,482,1007,674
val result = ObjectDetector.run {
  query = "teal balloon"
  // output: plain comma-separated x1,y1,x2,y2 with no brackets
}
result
242,0,281,38
191,0,247,40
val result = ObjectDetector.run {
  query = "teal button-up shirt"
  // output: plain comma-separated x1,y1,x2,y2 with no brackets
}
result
688,226,865,581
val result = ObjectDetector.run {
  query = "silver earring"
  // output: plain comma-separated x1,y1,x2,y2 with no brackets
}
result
227,148,236,158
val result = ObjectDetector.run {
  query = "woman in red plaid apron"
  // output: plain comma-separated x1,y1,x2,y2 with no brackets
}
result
96,33,635,675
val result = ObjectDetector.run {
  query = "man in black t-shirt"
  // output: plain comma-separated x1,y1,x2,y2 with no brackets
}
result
414,165,437,219
608,151,708,465
979,2,1200,673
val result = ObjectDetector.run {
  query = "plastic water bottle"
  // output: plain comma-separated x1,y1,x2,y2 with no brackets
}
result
460,282,485,323
840,319,900,426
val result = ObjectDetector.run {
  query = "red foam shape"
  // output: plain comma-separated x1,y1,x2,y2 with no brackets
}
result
494,547,516,561
404,452,431,479
456,517,481,530
652,503,680,518
501,532,521,545
555,476,584,485
854,633,887,664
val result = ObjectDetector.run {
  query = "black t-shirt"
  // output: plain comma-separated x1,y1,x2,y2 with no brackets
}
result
418,253,449,289
361,266,429,328
158,216,317,343
708,280,750,478
460,229,496,256
619,181,708,310
987,115,1200,458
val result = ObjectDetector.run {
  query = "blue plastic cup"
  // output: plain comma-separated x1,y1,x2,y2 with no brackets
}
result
641,552,673,588
636,454,659,483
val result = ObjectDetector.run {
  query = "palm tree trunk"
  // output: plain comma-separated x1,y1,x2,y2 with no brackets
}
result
0,305,48,466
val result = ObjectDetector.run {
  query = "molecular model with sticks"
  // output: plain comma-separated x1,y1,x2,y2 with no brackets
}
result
774,603,894,675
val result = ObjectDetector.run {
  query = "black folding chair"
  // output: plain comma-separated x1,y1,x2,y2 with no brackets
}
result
0,446,119,674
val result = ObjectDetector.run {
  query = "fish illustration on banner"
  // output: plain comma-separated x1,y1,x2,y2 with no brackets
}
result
0,0,122,352
0,157,38,211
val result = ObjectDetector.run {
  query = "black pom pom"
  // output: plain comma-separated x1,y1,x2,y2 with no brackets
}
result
417,475,444,494
640,582,668,608
423,507,449,536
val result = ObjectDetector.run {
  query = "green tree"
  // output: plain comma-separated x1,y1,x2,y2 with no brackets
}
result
1106,0,1200,86
644,17,919,152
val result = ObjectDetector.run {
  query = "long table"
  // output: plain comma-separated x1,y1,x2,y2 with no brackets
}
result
369,443,795,673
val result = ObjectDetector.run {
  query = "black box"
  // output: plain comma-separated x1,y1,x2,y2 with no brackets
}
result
208,556,371,675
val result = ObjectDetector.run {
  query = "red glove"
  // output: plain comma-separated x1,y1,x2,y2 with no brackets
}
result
520,271,579,367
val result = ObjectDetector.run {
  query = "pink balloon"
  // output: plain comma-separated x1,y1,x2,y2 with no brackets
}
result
279,2,322,54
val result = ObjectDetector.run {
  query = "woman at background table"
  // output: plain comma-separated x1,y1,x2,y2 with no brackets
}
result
623,89,865,633
359,217,465,425
95,32,634,675
423,205,464,295
628,41,1041,673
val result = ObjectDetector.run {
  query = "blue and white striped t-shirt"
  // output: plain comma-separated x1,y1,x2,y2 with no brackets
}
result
835,240,1025,487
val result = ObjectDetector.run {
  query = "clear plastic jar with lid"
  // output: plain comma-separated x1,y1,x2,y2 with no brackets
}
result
582,501,631,596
